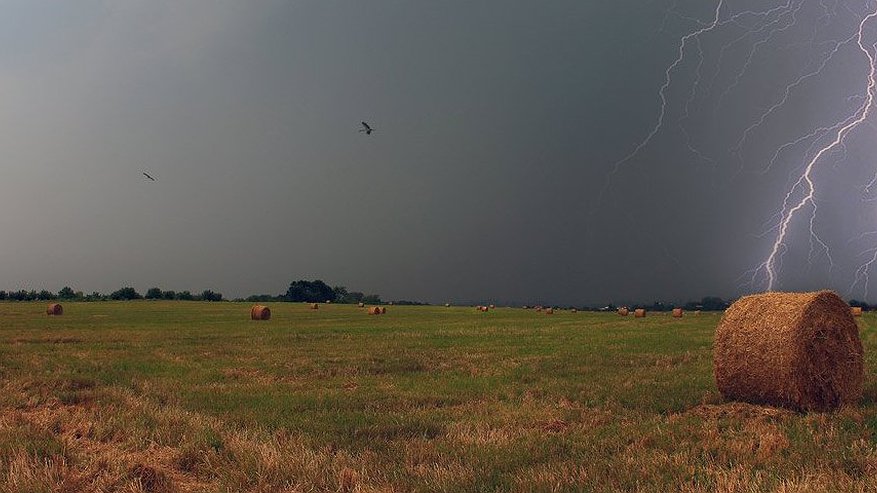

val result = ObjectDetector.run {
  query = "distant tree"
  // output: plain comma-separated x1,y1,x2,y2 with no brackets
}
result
285,280,336,303
85,291,103,302
36,290,56,301
58,286,76,299
200,290,223,302
176,291,194,301
850,300,870,311
0,290,6,301
332,285,349,303
110,287,142,300
145,287,163,300
162,290,176,300
246,294,277,302
361,294,382,304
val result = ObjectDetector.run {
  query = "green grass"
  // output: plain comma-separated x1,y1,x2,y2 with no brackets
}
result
1,301,876,492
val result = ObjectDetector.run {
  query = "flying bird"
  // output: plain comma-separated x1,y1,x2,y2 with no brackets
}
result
359,121,374,135
142,171,156,182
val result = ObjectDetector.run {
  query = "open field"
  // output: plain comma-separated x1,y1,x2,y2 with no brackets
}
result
1,302,877,492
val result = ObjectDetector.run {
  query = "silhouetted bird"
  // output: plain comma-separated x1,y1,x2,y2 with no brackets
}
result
142,172,156,182
359,121,374,135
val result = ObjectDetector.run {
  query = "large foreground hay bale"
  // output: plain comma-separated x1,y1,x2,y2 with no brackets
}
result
250,305,271,320
714,291,863,411
618,308,629,316
46,303,63,316
672,308,683,318
851,306,863,317
634,309,646,318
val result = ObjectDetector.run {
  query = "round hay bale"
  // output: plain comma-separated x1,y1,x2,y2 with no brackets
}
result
489,304,496,309
571,308,578,313
545,308,554,315
380,307,387,314
535,306,543,312
713,291,863,411
310,303,319,310
851,306,863,317
368,306,381,315
634,309,646,318
358,302,365,308
46,303,63,316
250,305,271,321
480,306,489,312
445,303,451,307
672,308,683,318
618,308,629,316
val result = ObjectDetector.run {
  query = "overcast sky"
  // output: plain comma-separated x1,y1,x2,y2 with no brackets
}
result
2,0,877,305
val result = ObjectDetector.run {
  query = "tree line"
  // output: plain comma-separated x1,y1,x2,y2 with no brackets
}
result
0,280,384,304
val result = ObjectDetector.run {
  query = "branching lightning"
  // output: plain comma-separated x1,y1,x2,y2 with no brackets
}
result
607,0,877,297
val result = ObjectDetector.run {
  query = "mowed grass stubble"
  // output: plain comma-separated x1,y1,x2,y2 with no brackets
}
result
1,301,877,492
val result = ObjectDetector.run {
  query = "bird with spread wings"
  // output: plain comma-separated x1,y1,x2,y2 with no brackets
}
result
359,121,375,135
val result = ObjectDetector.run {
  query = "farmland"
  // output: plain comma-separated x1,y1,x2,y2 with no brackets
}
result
1,301,877,492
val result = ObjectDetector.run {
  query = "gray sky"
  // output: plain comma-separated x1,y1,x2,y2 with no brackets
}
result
3,0,877,305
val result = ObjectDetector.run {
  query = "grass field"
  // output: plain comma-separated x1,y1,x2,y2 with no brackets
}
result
1,302,877,492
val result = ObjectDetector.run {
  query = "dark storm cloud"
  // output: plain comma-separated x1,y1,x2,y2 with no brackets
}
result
1,1,875,304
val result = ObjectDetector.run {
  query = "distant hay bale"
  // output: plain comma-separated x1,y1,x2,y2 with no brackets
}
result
358,302,365,308
851,306,863,317
380,307,387,314
634,309,646,318
672,308,683,318
445,303,451,307
713,291,863,411
46,303,63,316
310,303,319,310
368,306,381,315
489,304,496,309
480,306,489,312
545,308,554,315
618,308,629,316
535,306,543,312
571,308,577,313
250,305,271,321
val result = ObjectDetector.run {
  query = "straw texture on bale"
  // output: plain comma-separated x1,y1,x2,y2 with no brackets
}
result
713,291,863,411
368,307,381,315
618,308,629,316
46,303,63,316
310,303,319,310
634,309,646,318
672,308,683,318
852,306,863,317
250,305,271,321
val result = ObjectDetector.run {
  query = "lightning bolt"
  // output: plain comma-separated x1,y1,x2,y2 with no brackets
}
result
756,6,877,290
607,0,725,177
607,1,877,297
